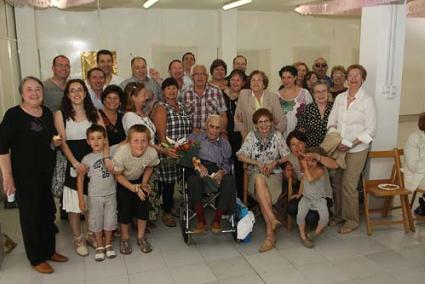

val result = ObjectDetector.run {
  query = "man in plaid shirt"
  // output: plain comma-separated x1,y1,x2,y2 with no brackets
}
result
179,65,228,135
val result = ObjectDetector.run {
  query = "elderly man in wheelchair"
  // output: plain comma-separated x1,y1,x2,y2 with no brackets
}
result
186,114,237,234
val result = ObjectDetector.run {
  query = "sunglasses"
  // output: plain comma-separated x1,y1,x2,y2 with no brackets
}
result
315,63,328,68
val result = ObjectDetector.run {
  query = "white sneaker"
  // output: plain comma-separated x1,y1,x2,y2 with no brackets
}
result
105,244,116,259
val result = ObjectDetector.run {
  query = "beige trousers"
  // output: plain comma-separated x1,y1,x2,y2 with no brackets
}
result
332,149,368,229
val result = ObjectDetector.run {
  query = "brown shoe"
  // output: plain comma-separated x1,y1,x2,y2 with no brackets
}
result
50,252,69,263
32,262,53,274
193,222,206,234
211,221,222,234
259,238,275,253
162,213,177,227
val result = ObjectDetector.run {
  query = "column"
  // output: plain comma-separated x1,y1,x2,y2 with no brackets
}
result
359,3,407,178
14,6,40,78
219,9,237,67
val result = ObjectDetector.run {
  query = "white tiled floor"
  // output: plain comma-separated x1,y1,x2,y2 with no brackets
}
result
0,119,424,284
1,207,425,284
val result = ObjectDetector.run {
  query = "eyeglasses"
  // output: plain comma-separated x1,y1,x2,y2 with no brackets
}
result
192,73,207,77
315,63,327,68
69,88,84,94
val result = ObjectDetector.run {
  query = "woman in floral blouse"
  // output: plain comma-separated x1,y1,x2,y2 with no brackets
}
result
237,108,289,253
296,80,333,147
277,65,312,138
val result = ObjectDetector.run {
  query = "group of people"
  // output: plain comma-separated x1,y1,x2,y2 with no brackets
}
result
0,49,382,274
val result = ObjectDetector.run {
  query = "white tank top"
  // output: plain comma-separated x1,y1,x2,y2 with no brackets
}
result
65,118,92,140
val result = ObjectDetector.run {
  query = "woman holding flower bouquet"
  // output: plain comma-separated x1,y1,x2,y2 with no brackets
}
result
151,78,192,227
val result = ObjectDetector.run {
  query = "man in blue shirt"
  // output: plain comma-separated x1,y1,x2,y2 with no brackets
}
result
187,115,236,234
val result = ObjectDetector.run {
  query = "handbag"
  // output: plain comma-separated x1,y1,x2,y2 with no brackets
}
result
51,150,67,198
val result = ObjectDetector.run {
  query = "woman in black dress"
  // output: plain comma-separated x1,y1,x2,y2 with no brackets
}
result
0,76,68,273
223,69,246,198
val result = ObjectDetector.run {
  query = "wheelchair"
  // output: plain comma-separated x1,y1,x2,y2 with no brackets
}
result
179,167,238,245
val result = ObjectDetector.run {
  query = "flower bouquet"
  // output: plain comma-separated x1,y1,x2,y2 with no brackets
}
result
161,137,200,168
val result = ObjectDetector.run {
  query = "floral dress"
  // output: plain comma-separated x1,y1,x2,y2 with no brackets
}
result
278,88,312,138
296,102,333,147
236,130,290,175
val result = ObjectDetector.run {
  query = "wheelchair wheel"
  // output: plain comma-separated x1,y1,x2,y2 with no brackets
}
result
180,206,191,245
232,229,239,242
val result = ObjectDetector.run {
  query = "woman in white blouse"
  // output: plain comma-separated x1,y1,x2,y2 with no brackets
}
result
122,83,156,144
403,112,425,216
326,64,377,234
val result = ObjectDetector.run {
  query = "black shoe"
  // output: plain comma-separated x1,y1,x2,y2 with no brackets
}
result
414,197,425,216
4,200,17,209
54,224,59,234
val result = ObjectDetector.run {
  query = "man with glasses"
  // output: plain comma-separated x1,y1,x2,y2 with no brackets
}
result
120,57,162,102
43,55,70,112
312,57,332,87
179,65,228,135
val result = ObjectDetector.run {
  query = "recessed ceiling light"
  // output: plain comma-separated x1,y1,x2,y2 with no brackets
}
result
223,0,252,11
143,0,159,9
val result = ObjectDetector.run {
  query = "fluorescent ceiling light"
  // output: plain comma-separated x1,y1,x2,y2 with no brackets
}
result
143,0,159,9
223,0,252,11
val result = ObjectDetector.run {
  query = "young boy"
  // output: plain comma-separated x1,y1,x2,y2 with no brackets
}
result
113,124,159,255
293,148,329,248
77,125,117,261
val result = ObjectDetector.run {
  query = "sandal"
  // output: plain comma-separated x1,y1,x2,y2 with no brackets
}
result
94,247,105,261
74,235,89,257
300,237,315,248
119,239,132,255
162,213,177,227
272,219,282,231
338,226,356,235
105,244,116,259
137,238,152,253
307,231,318,241
259,238,275,253
85,232,97,249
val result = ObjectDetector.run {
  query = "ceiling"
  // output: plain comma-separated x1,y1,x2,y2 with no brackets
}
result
67,0,327,12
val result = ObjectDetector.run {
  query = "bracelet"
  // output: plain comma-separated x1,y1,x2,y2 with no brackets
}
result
103,156,111,160
74,162,80,168
134,184,141,193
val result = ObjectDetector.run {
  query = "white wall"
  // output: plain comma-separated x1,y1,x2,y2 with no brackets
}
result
237,11,361,91
15,7,362,92
31,8,220,81
400,18,425,115
0,0,20,119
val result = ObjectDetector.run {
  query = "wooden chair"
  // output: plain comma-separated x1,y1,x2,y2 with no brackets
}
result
363,149,414,236
395,149,425,222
